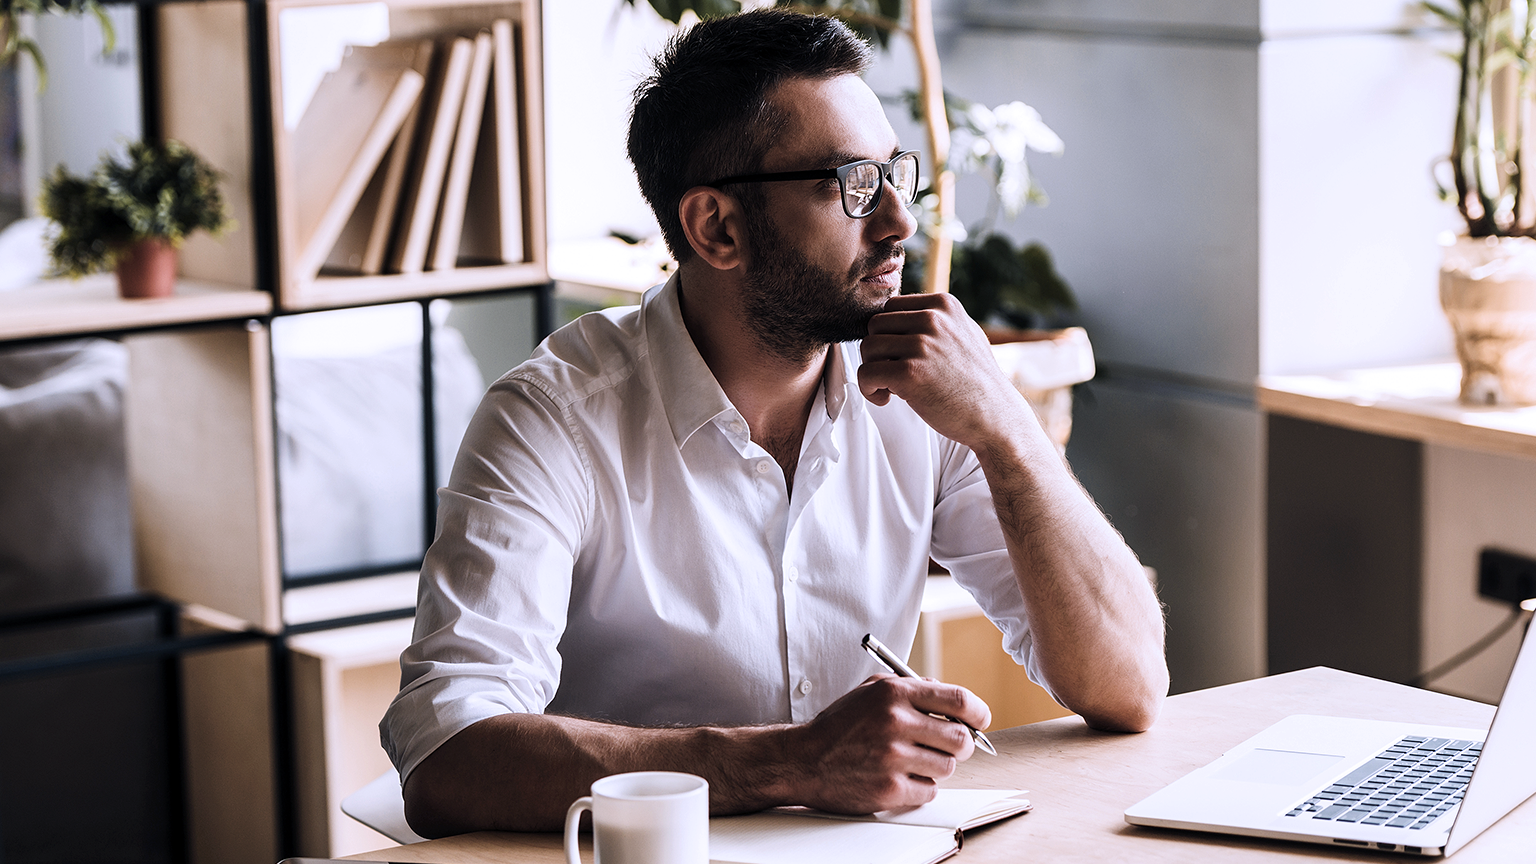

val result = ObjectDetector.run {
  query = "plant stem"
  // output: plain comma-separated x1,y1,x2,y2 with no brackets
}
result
908,0,951,293
1515,0,1535,233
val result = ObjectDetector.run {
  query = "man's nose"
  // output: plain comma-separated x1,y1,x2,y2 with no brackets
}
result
867,174,918,243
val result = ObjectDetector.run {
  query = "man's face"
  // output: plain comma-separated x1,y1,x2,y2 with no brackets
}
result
737,75,918,362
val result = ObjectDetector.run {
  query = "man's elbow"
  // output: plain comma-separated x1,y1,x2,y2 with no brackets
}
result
1070,663,1170,733
401,769,458,840
1080,690,1164,733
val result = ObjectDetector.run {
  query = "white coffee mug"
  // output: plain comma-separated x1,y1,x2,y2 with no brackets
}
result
564,771,709,864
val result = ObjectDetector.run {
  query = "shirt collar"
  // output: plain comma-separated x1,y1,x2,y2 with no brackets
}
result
644,274,737,448
643,273,858,448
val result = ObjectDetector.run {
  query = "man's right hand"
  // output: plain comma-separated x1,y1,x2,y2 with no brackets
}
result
403,676,991,835
784,674,991,814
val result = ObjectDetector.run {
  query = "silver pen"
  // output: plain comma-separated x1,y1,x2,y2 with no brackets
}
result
861,633,998,756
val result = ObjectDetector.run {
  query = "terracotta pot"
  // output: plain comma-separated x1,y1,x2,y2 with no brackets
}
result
1440,236,1536,406
985,326,1095,451
114,237,178,299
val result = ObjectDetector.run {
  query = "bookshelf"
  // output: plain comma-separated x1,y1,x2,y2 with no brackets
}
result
155,0,548,314
0,275,272,341
1,1,552,861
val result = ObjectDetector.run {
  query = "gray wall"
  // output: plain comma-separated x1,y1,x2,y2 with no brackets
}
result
900,0,1460,693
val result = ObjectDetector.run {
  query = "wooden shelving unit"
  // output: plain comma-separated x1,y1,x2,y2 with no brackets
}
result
1258,362,1536,461
157,0,548,315
3,1,552,860
0,276,272,341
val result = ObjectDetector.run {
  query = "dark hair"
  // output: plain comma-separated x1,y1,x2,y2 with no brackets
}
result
627,9,872,261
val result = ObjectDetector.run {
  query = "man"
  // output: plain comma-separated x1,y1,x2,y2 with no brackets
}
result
383,9,1167,837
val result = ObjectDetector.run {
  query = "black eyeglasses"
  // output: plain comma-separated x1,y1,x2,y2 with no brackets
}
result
706,150,920,219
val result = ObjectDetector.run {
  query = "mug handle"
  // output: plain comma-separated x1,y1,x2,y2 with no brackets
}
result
565,795,594,864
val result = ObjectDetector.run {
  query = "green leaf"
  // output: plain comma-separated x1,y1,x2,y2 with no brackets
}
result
16,38,47,92
943,233,1077,326
88,0,113,55
1487,46,1519,71
1421,1,1464,27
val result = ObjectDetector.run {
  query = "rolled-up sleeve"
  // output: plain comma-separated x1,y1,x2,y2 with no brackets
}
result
926,437,1048,699
380,373,591,783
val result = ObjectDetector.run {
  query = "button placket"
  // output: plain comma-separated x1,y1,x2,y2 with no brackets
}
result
781,560,807,720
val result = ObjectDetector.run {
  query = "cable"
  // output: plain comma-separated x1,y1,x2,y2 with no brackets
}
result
1414,606,1532,688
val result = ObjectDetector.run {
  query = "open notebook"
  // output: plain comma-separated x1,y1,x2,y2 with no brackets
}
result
710,788,1032,864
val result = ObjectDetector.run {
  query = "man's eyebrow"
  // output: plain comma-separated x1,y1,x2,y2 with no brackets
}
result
810,151,863,170
810,147,906,170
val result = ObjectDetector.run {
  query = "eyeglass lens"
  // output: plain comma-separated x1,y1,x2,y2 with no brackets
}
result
845,153,919,217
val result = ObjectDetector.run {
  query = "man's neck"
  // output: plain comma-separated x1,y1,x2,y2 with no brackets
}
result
677,266,827,490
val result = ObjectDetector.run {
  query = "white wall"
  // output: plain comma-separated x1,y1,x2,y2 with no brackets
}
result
17,7,141,215
541,0,673,244
1257,18,1460,376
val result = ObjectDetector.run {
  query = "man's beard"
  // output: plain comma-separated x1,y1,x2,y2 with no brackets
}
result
739,210,903,364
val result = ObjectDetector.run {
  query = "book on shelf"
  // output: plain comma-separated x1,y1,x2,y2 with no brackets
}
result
426,29,494,271
457,18,524,266
388,35,475,275
321,39,437,276
709,788,1032,864
291,62,425,282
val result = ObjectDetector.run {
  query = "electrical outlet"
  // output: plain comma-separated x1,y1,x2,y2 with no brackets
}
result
1478,548,1536,606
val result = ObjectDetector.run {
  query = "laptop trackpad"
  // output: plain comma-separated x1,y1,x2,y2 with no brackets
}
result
1214,749,1346,785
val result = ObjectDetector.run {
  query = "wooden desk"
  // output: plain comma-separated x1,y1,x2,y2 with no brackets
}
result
348,668,1533,863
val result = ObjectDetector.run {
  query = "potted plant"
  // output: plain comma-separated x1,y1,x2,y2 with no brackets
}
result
1427,0,1536,405
40,139,230,299
896,92,1090,450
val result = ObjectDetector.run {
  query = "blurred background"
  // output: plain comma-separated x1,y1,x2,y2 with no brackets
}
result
3,1,1535,862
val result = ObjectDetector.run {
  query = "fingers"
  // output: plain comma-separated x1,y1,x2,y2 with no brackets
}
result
856,293,1027,449
905,678,993,734
792,676,991,813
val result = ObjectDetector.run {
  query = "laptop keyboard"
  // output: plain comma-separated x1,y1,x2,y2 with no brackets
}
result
1284,735,1481,830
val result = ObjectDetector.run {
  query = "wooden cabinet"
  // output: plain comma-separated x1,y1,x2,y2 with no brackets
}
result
911,576,1071,731
289,618,416,857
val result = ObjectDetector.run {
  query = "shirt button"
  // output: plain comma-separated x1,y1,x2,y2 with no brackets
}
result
798,679,813,695
729,419,745,434
755,460,771,474
786,566,799,583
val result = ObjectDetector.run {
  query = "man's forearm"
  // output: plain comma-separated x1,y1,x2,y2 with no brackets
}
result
401,675,989,836
973,399,1169,732
403,712,798,835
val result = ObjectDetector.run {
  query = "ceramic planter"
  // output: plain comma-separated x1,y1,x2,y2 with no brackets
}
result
1440,236,1536,406
986,325,1095,450
114,237,178,299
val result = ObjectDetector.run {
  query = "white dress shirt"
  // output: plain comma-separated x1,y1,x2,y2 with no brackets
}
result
381,275,1041,782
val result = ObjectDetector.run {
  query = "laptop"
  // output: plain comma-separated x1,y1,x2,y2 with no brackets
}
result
1125,615,1536,856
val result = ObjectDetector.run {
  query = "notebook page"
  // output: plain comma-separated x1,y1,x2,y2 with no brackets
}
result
709,812,958,864
774,788,1030,830
875,788,1032,830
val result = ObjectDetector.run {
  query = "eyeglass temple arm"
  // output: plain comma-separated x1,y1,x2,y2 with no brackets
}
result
707,168,838,187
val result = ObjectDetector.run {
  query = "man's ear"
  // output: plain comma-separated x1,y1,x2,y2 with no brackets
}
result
678,186,745,271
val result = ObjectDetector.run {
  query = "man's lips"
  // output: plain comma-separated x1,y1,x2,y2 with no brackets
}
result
861,259,903,284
